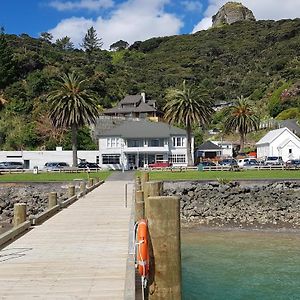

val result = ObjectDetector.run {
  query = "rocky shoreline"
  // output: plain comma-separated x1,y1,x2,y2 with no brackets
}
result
164,181,300,230
0,183,74,234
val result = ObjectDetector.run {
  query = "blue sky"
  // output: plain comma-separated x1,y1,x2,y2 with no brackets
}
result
0,0,299,49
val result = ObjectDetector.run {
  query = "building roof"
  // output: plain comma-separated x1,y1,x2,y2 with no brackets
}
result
197,141,222,150
100,119,186,138
120,95,142,104
278,119,300,136
256,127,298,145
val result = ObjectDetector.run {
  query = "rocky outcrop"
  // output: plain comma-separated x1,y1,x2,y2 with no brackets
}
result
0,184,71,233
164,181,300,229
212,2,256,28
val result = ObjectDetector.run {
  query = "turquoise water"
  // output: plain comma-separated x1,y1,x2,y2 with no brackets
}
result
182,230,300,300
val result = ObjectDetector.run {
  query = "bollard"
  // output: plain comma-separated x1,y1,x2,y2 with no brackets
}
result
48,192,57,209
140,172,149,191
143,181,163,200
88,178,94,188
68,185,75,198
13,203,27,227
145,196,181,300
135,190,144,221
136,176,142,191
80,181,86,194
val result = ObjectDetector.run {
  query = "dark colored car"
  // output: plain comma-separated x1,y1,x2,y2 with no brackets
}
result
0,161,24,169
77,162,101,169
198,161,216,167
218,158,238,166
44,162,70,170
285,159,300,167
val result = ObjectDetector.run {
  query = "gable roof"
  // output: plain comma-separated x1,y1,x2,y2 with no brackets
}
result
197,141,221,150
100,119,186,138
120,95,142,104
256,127,300,145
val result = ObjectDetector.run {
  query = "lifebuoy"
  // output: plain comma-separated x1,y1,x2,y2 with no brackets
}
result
136,219,149,277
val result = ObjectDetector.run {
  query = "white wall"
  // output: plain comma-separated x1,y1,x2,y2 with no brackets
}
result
0,150,100,169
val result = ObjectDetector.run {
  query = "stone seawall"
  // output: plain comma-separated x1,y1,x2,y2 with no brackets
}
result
164,181,300,229
0,183,72,234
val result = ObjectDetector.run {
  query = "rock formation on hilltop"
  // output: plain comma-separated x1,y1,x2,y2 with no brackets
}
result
212,2,256,28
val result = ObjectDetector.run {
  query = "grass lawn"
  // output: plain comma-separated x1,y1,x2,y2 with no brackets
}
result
148,170,300,181
0,171,112,182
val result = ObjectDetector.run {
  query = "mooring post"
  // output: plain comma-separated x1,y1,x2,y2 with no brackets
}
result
48,192,57,209
68,185,75,198
135,190,144,221
145,196,181,300
140,172,149,191
143,181,163,200
88,178,94,188
80,181,86,194
13,203,27,227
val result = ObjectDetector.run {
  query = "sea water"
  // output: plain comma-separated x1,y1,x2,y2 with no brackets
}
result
182,229,300,300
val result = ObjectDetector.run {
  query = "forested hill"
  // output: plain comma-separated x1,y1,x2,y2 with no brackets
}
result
0,18,299,150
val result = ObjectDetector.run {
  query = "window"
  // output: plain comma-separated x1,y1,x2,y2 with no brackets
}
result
127,139,143,147
289,149,292,154
149,139,164,147
156,154,164,162
102,155,120,164
172,137,184,147
96,156,99,164
107,138,119,148
169,154,186,163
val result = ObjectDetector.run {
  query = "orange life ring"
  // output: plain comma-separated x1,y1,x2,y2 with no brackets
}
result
136,219,149,277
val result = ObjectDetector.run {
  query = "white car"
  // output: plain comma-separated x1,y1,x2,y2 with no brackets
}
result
238,158,258,167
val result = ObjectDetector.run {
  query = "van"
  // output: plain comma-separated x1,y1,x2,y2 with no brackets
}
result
264,156,283,165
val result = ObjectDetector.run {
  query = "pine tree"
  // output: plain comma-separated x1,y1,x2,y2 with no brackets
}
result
81,27,103,53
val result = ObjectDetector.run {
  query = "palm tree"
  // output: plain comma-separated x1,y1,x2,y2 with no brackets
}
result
47,72,99,167
164,81,214,166
223,96,260,152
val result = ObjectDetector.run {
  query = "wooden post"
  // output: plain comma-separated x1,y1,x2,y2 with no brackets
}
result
136,176,142,191
140,172,149,191
135,190,144,221
80,181,86,194
143,181,163,200
68,185,75,198
48,192,57,209
88,178,94,187
13,203,27,227
145,196,181,300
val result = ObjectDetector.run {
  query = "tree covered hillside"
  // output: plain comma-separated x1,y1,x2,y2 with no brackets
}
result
0,18,299,150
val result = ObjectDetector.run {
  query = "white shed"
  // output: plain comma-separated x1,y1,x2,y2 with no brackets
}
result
256,127,300,162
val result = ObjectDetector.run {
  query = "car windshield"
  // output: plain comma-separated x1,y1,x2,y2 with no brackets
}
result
267,157,278,161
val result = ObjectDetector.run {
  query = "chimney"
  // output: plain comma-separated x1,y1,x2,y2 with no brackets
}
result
141,92,146,103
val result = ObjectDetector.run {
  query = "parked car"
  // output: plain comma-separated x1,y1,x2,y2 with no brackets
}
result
264,156,283,165
148,161,172,168
238,158,258,167
78,162,101,169
285,159,300,167
243,160,259,169
0,161,24,169
44,162,70,170
198,161,216,167
218,158,238,166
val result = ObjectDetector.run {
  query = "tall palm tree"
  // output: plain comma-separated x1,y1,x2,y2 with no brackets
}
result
47,72,99,167
164,81,214,166
223,96,260,152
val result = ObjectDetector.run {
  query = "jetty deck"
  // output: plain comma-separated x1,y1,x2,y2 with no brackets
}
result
0,172,134,299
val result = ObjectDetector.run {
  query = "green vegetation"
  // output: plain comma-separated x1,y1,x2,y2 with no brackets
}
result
47,72,99,166
149,170,300,181
164,80,214,165
0,171,111,182
0,19,299,150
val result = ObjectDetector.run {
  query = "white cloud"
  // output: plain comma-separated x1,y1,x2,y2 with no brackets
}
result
48,0,183,49
192,17,212,33
49,0,114,11
193,0,300,33
182,1,203,12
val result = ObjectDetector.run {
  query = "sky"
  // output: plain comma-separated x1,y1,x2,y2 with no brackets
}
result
0,0,299,49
